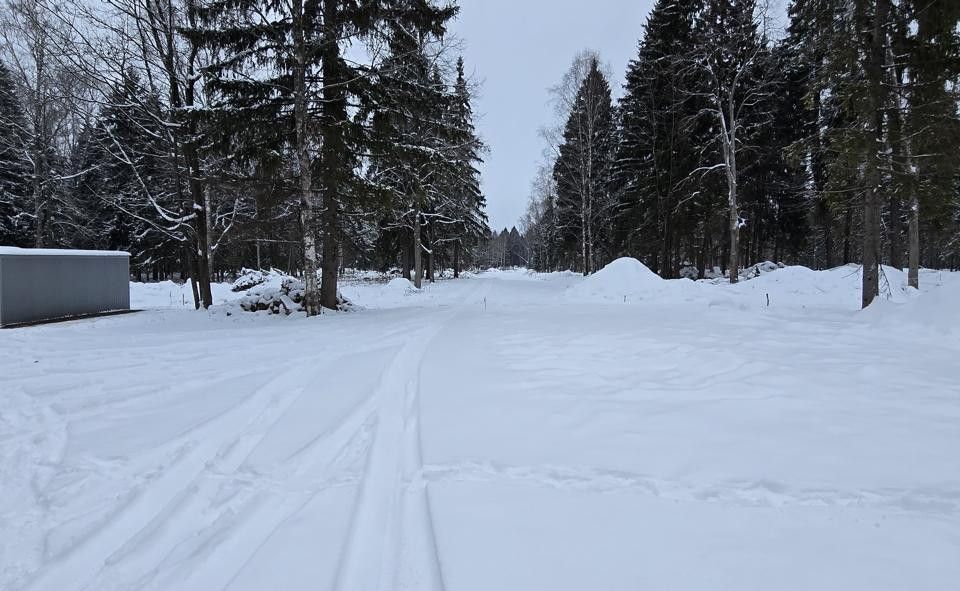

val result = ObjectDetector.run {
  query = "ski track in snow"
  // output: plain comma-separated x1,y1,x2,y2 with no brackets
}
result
419,461,960,516
334,284,490,591
22,360,322,591
4,318,421,591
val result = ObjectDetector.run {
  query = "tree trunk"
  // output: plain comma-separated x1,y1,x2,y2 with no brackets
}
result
178,1,213,307
580,197,589,275
660,211,672,278
908,195,920,288
293,0,320,316
402,236,412,280
859,0,887,309
453,241,461,278
728,193,740,284
889,194,903,270
823,215,835,269
413,206,423,289
862,184,881,308
318,0,345,311
725,124,739,284
189,249,200,310
698,223,709,279
425,224,434,283
843,205,853,264
32,161,44,247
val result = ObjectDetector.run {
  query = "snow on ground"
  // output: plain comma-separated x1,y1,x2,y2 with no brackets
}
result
130,280,238,309
2,263,959,590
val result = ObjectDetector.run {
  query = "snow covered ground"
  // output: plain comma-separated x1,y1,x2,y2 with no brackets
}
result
2,263,958,590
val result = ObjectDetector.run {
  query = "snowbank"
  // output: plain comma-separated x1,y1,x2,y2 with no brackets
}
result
721,264,915,310
861,282,958,337
567,257,677,303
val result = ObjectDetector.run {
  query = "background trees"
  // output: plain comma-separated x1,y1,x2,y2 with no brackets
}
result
0,0,489,311
519,0,960,307
2,0,957,311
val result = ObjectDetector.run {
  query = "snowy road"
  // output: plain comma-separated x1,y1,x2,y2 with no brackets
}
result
2,269,959,590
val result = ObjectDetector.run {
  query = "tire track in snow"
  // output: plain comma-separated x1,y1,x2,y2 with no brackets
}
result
334,284,491,591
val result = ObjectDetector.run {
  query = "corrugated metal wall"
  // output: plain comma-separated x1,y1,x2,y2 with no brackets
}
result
0,249,130,327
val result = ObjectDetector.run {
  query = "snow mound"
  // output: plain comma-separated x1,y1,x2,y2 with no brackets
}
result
567,258,665,302
384,277,419,293
231,268,270,292
239,277,353,314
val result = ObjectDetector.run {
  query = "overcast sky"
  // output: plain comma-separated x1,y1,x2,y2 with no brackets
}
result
450,0,656,231
449,0,788,232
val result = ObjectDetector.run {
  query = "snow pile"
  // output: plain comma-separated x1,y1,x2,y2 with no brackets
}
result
567,257,667,302
231,268,271,292
383,277,419,294
739,260,784,280
239,277,353,314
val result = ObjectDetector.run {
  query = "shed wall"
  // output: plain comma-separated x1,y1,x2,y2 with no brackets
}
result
0,252,130,326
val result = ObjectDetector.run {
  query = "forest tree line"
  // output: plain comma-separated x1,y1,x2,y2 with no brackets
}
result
0,0,488,314
520,0,960,307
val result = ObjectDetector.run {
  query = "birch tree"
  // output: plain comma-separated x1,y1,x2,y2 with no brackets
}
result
690,0,772,284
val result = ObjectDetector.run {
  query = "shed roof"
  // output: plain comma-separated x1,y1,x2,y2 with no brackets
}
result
0,247,130,257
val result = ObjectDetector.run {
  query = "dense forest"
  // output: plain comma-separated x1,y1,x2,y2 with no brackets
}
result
2,0,958,313
0,0,488,313
520,0,960,307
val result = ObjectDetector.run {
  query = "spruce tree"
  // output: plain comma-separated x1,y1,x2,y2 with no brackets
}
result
73,72,172,263
366,7,459,288
0,61,28,246
614,0,702,277
552,57,615,275
905,0,960,285
439,57,489,277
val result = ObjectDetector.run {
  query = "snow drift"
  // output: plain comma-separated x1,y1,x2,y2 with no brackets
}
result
566,257,708,304
566,258,664,303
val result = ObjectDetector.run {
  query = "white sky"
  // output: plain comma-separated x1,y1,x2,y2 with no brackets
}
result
450,0,789,231
450,0,656,231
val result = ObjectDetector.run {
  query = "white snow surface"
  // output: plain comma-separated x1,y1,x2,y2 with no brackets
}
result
2,266,959,591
